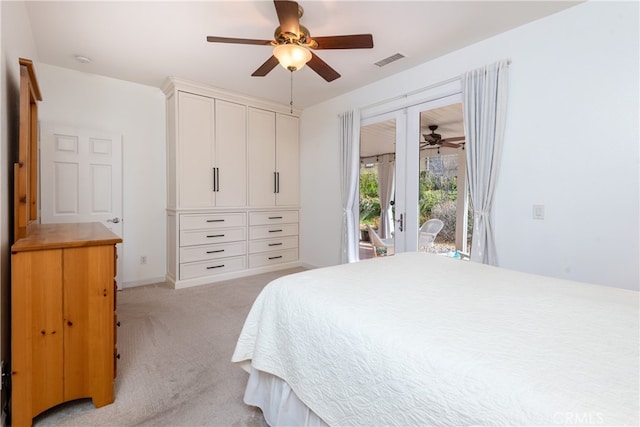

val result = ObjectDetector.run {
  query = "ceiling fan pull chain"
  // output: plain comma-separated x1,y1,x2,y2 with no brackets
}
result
290,69,294,114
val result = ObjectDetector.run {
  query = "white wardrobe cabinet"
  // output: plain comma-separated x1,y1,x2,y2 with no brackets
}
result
248,107,300,207
175,92,246,208
164,78,301,289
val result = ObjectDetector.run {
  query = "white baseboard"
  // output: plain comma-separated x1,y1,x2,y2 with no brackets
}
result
121,276,166,289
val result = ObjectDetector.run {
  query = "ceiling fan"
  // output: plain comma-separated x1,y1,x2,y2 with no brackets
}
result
421,125,466,149
206,0,374,82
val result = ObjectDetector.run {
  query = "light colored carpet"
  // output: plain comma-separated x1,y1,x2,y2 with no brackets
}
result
33,267,307,427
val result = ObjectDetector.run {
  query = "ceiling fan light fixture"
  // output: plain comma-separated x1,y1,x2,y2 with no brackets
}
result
273,43,311,71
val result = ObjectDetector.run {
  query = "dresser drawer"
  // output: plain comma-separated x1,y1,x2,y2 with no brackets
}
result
249,249,298,268
249,211,298,226
249,223,298,240
180,256,246,280
180,241,246,263
180,212,246,230
180,227,245,247
249,236,298,254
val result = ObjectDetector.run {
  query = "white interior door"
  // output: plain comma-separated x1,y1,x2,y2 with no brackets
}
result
40,123,123,283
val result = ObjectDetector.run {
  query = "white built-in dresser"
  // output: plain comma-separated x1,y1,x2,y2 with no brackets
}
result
163,78,301,288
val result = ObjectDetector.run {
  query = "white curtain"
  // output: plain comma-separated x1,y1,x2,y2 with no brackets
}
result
462,60,509,265
377,154,395,239
340,110,361,263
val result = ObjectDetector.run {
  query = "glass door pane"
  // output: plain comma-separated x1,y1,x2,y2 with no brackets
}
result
416,102,471,254
359,116,397,259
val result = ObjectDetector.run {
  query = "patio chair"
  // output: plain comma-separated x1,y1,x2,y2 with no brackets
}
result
366,224,395,257
419,219,444,252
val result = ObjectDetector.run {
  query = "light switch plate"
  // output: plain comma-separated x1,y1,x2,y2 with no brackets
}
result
532,204,545,220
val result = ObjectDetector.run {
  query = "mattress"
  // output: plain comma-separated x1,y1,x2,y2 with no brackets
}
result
232,252,639,426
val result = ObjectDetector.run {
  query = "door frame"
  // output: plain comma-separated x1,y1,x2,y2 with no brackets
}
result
360,80,463,254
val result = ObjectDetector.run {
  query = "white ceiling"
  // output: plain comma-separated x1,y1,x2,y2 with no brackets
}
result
26,1,580,109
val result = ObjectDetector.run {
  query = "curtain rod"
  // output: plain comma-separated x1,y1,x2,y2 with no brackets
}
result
359,58,511,112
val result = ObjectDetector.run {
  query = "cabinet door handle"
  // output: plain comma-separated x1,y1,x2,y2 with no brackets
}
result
268,256,283,260
268,243,283,246
268,229,283,233
206,219,224,223
206,234,225,238
268,216,283,220
216,167,220,192
273,172,277,194
276,172,280,194
212,167,216,192
206,249,225,254
207,264,225,269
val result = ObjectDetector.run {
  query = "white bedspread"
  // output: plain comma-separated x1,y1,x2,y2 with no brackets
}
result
232,252,639,426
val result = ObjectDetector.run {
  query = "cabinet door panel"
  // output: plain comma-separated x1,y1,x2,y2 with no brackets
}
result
215,100,247,207
64,246,115,406
275,114,300,206
178,92,215,207
63,248,90,400
248,108,276,206
12,249,64,419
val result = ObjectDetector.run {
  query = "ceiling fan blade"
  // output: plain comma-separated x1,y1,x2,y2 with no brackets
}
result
252,56,280,77
441,141,465,148
207,36,272,46
307,53,341,82
311,34,374,49
274,0,300,37
441,136,465,143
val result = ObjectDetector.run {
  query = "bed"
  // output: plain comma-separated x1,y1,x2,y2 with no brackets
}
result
232,252,639,426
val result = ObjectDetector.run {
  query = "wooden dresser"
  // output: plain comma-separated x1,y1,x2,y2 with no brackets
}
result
11,222,122,427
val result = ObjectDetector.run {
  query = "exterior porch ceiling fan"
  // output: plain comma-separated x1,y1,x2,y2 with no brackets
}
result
421,125,466,149
206,0,374,82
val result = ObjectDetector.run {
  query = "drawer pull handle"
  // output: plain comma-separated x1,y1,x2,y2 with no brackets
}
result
268,216,283,220
207,234,225,238
268,243,283,246
206,249,225,254
268,255,283,260
268,229,283,233
206,219,225,223
207,264,225,270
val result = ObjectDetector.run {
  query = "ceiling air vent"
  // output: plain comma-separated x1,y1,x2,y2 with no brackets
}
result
374,53,405,67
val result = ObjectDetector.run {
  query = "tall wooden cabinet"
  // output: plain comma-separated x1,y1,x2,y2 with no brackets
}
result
11,223,122,427
164,78,301,289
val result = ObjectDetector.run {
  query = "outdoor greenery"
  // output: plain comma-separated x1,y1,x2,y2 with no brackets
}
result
418,170,458,226
359,162,471,246
359,167,381,228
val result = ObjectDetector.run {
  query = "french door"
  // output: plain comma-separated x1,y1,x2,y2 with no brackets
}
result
361,93,463,255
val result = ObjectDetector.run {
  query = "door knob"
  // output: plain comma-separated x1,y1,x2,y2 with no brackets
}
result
107,217,121,224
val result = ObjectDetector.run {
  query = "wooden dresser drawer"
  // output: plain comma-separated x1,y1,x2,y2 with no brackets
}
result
249,211,298,226
180,212,246,230
249,236,298,254
180,227,245,247
249,223,298,240
249,249,298,268
180,241,246,263
180,255,246,280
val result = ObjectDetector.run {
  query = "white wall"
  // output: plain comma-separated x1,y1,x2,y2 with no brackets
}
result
38,65,167,288
299,1,639,291
0,0,40,419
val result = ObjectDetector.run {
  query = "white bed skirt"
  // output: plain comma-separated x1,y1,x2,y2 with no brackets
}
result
244,367,329,427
